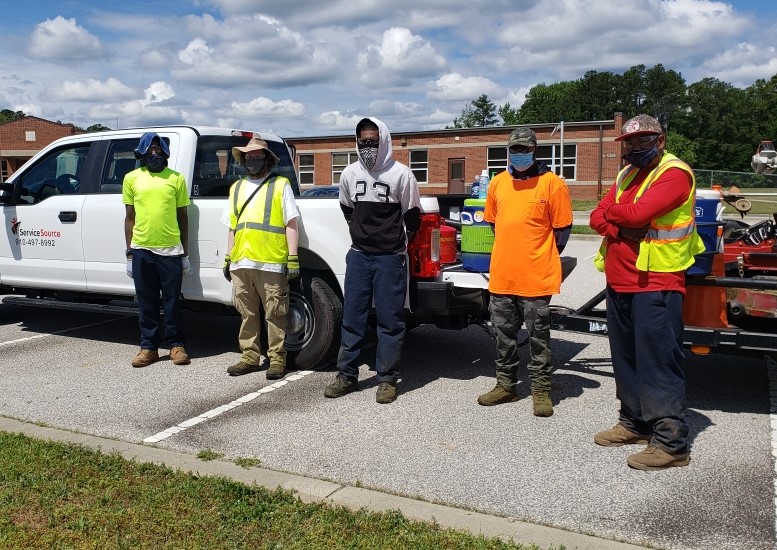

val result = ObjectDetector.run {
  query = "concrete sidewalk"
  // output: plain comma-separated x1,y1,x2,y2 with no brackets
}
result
0,415,648,550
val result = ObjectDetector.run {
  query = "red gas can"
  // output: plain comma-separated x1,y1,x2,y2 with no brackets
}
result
440,225,458,264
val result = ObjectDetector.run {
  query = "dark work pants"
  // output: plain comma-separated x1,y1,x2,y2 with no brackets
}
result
336,248,407,384
132,249,186,351
606,287,688,454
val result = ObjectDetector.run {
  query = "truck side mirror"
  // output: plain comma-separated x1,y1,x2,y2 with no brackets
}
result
0,182,13,205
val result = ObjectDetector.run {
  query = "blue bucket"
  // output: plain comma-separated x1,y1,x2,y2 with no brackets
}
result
688,189,723,276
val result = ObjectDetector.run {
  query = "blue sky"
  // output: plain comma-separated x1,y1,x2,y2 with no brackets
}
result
0,0,775,138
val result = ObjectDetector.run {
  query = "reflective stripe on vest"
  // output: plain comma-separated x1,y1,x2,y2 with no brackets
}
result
625,153,705,272
230,176,288,265
232,178,286,236
596,153,705,273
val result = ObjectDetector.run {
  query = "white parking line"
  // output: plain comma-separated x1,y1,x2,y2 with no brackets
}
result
0,317,131,347
143,370,316,443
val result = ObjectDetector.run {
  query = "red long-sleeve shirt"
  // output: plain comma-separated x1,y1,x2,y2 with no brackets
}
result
589,167,693,294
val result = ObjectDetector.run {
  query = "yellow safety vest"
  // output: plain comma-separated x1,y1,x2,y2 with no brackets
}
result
594,152,705,272
229,176,289,265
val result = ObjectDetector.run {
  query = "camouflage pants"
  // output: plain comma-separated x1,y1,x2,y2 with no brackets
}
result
490,293,553,393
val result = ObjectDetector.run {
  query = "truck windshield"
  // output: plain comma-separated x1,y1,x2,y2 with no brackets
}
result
193,136,299,198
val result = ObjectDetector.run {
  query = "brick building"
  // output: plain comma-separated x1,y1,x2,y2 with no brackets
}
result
0,116,81,182
0,113,629,200
287,112,626,201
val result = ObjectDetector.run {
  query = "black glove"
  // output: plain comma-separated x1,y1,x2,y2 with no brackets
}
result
223,255,232,282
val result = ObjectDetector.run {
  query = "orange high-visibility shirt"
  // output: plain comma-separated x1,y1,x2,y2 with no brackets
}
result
484,169,573,297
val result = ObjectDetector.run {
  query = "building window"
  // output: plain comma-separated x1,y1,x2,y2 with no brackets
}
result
409,150,428,184
537,144,577,180
332,152,357,183
25,131,36,142
487,147,507,176
0,159,8,182
299,154,314,186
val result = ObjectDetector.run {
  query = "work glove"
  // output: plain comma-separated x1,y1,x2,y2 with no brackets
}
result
181,256,192,275
126,258,133,278
286,254,300,280
223,255,232,282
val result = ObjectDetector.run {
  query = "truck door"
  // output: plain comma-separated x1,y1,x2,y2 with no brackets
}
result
82,132,181,295
0,142,94,291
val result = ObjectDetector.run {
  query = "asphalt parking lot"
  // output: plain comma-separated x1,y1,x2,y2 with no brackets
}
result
0,239,774,550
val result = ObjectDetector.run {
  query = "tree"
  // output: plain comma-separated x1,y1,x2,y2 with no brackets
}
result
498,102,520,125
665,130,697,166
0,109,25,123
86,123,112,132
518,81,578,123
448,94,498,128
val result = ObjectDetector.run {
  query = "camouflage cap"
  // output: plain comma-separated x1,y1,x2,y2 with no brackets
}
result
615,114,664,141
508,127,537,147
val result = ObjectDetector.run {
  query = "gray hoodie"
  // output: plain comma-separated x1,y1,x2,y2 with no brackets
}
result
338,117,421,253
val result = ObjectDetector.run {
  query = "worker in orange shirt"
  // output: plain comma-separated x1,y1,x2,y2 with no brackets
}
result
477,127,573,416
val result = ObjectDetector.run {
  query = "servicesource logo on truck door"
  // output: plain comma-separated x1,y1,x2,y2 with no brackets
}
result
9,218,62,247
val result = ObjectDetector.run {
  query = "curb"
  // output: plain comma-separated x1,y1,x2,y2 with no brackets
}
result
0,416,649,550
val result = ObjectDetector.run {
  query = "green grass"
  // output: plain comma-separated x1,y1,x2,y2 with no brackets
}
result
0,431,564,549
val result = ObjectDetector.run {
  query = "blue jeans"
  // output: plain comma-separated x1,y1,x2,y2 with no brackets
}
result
132,249,185,350
336,248,407,383
606,287,688,454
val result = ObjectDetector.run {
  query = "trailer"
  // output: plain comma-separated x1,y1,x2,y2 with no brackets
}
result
551,143,777,357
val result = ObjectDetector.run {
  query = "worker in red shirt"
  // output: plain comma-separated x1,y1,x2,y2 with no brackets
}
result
590,114,705,471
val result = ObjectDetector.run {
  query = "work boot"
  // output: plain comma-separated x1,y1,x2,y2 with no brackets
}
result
594,424,651,447
131,349,159,368
266,363,286,380
531,391,554,417
324,374,359,398
626,445,690,471
477,384,518,406
375,381,397,404
226,361,261,376
170,346,190,365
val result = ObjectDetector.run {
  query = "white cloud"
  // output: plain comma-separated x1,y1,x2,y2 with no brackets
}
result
144,82,175,103
700,43,777,87
357,27,446,83
427,73,503,102
27,16,107,61
42,78,136,102
225,97,306,119
316,111,363,131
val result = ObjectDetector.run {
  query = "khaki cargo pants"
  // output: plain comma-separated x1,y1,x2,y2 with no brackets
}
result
231,269,289,368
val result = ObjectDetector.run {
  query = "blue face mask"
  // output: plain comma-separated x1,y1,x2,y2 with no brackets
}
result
509,152,534,171
623,145,659,169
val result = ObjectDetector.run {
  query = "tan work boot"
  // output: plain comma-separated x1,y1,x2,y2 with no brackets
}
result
594,424,651,447
170,346,190,365
266,363,286,380
131,349,159,368
477,385,518,406
531,391,553,417
627,445,690,471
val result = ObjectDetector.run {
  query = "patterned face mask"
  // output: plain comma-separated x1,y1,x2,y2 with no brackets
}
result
145,154,166,172
359,146,378,171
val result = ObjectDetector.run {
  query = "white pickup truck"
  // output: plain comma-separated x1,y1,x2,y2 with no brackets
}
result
0,126,507,369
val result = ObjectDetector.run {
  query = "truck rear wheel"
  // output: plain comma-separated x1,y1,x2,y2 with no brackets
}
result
285,272,343,370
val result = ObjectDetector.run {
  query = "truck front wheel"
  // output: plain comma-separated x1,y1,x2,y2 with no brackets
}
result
285,272,343,370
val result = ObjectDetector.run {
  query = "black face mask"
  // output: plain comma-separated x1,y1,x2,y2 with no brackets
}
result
145,154,166,172
244,157,266,175
358,145,378,171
